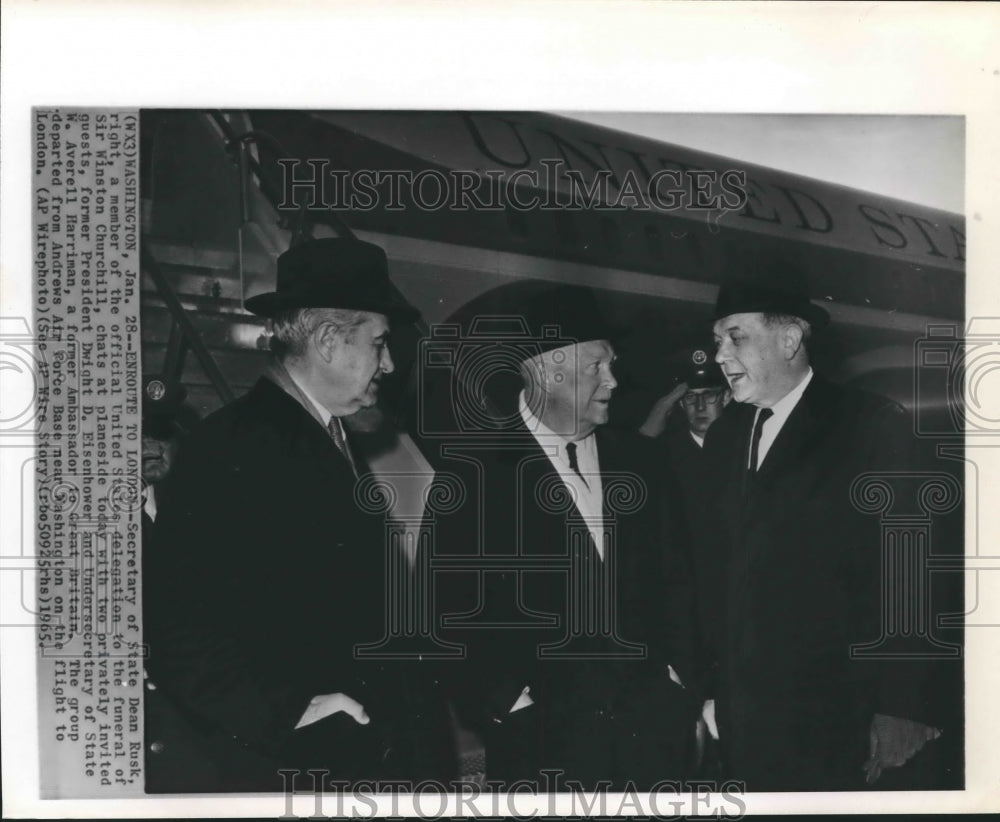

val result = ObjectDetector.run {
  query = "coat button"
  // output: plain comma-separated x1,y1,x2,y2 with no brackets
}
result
150,741,165,754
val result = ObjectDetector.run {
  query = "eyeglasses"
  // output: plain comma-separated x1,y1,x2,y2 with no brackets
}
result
681,390,724,408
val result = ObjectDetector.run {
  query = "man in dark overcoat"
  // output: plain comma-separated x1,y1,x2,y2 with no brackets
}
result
145,238,453,792
639,350,732,765
697,260,946,791
426,282,699,791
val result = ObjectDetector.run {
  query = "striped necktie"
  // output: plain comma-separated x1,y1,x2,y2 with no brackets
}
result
327,416,357,476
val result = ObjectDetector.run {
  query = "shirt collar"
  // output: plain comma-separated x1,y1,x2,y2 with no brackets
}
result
689,431,705,448
761,367,813,425
518,391,595,450
269,359,334,429
519,391,561,440
290,374,333,428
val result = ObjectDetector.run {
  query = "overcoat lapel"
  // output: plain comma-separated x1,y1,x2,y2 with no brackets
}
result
256,376,359,487
741,378,839,561
749,377,837,498
503,422,603,559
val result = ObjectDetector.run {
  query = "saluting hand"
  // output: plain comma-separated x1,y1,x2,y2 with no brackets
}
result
639,382,689,438
295,692,370,730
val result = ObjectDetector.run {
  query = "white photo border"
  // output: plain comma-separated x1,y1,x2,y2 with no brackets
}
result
2,0,998,816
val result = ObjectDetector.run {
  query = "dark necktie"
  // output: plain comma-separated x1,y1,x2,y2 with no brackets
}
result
327,416,357,476
566,441,588,486
749,407,774,473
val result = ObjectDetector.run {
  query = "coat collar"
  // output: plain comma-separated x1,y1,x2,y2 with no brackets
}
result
250,374,364,479
264,360,329,431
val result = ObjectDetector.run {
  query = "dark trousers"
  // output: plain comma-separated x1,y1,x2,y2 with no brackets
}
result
485,672,695,792
717,692,868,792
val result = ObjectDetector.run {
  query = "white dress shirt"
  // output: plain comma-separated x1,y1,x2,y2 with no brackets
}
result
518,392,606,560
751,368,814,469
143,485,158,522
512,394,685,710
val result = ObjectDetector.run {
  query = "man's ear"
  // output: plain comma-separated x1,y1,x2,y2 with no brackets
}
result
721,388,732,407
783,322,805,360
314,322,339,363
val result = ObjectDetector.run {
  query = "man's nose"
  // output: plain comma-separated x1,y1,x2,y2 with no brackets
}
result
381,347,395,374
715,344,728,364
601,364,617,390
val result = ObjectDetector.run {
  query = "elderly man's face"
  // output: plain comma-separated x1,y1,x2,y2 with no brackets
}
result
535,339,617,438
319,312,394,415
713,312,791,407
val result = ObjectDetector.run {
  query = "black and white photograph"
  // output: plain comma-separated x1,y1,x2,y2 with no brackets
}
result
134,108,966,798
3,1,1000,818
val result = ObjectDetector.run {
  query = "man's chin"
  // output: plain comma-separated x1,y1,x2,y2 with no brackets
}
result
730,385,751,404
589,405,610,425
143,467,169,484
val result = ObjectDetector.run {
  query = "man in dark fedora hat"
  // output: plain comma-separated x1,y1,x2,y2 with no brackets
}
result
145,237,455,791
694,257,946,791
428,281,699,790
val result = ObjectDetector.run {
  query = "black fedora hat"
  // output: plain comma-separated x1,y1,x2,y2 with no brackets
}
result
714,254,830,330
446,280,621,361
244,237,420,324
517,282,621,358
